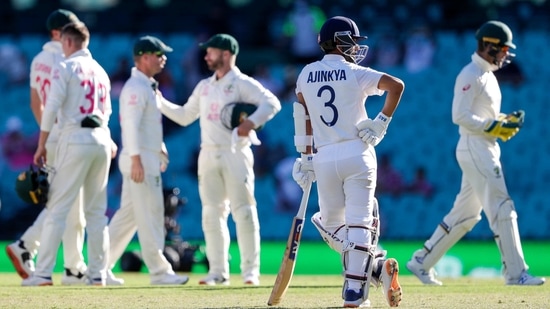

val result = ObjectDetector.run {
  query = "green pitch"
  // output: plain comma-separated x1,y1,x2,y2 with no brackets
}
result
0,273,548,308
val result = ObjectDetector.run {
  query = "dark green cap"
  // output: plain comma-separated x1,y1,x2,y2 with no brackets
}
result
199,33,239,55
46,9,80,31
133,35,173,56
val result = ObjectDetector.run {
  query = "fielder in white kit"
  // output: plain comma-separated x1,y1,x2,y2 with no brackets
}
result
159,33,281,285
106,36,189,285
6,9,88,284
406,20,545,286
291,16,404,307
24,22,112,286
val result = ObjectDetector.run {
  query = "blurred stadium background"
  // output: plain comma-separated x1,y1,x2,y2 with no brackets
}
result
0,0,549,275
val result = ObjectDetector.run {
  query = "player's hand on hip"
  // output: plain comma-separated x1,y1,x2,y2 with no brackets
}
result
356,112,392,147
292,154,315,190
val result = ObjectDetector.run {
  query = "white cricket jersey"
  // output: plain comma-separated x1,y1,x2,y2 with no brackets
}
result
296,54,384,148
159,67,281,147
118,68,164,175
41,49,111,136
30,41,65,143
452,53,501,137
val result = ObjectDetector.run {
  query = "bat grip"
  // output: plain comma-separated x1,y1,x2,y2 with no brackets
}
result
296,179,312,219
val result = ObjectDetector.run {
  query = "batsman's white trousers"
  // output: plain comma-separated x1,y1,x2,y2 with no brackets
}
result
198,145,260,280
20,139,87,273
314,139,377,229
34,132,110,280
108,171,173,276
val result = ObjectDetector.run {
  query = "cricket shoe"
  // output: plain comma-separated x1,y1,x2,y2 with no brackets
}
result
380,258,402,307
406,254,442,286
506,271,546,286
106,270,124,286
6,240,35,279
22,275,53,286
61,268,87,285
199,273,230,286
151,273,189,285
243,275,260,286
86,277,106,286
343,288,370,308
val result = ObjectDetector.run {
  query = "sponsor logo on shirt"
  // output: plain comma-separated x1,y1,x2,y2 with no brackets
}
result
34,63,51,74
207,103,220,121
224,84,235,95
128,94,138,105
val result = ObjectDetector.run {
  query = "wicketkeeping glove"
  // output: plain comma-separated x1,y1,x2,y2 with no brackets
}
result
292,154,315,191
356,112,392,146
484,110,525,142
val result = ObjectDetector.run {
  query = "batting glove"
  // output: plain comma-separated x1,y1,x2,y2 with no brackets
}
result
292,154,315,191
357,112,392,146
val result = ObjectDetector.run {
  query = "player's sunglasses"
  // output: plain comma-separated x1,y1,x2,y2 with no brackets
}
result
138,51,165,57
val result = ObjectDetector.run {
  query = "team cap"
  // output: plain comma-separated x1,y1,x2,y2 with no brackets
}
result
133,35,173,56
46,9,80,31
199,33,239,55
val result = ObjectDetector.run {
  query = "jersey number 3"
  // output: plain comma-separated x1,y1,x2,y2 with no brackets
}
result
318,85,338,127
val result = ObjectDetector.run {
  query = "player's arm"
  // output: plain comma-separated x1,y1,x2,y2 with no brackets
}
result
35,63,68,166
119,83,146,182
240,79,282,134
376,74,404,117
295,92,313,155
292,92,315,191
452,73,487,131
30,88,43,125
158,83,201,126
357,74,404,147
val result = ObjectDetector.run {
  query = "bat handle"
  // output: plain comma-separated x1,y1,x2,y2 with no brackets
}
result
296,179,312,219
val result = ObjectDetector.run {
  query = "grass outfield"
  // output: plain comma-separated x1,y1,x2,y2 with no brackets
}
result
0,273,548,309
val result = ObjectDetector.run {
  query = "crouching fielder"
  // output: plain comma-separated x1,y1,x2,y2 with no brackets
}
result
291,16,404,308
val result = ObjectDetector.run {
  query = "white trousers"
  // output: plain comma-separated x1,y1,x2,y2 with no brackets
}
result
20,140,86,273
34,139,110,280
108,173,173,276
448,136,512,234
198,146,260,280
314,140,377,229
429,135,529,280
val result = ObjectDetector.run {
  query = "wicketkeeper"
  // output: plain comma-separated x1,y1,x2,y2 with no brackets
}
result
407,20,545,286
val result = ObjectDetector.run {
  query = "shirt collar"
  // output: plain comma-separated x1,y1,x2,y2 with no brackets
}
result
131,67,158,89
66,48,92,59
322,54,346,61
472,52,499,72
43,41,62,54
208,66,240,83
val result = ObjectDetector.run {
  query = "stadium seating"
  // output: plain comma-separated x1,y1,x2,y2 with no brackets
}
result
1,29,550,241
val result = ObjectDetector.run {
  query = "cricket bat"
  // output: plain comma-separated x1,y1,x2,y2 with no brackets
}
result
267,180,312,306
